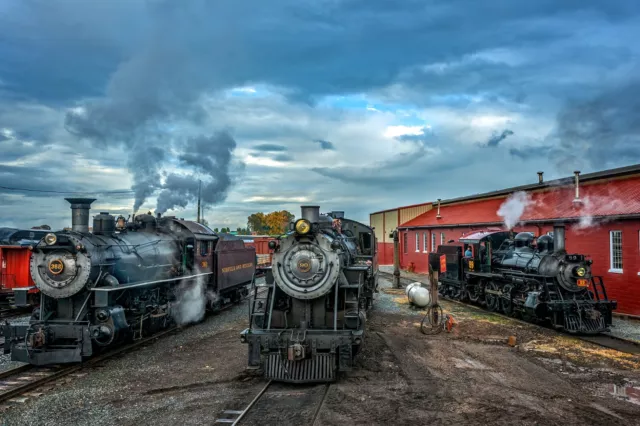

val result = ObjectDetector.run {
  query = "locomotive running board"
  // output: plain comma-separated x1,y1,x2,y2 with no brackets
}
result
265,353,336,383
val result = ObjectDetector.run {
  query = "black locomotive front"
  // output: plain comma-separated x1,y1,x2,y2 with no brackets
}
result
241,205,377,383
437,224,617,334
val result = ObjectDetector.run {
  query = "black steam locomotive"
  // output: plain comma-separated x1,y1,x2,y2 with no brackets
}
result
4,198,255,365
241,206,378,383
437,224,617,334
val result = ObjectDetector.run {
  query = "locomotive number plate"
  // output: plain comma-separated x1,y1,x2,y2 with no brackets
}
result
566,254,585,262
48,259,65,275
297,260,311,273
577,278,589,287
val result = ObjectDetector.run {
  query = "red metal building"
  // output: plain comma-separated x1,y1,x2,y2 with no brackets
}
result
373,164,640,317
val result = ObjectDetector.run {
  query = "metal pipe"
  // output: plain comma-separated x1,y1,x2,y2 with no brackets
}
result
537,171,544,184
573,170,581,203
436,199,442,218
392,230,400,289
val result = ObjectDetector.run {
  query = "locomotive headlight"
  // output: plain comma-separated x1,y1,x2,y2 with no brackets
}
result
295,219,311,235
575,267,586,277
44,233,57,245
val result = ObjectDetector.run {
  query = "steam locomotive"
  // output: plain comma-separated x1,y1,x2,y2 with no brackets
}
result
436,224,617,334
3,198,255,365
241,206,378,383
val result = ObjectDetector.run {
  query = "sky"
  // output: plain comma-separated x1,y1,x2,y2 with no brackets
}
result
1,0,640,230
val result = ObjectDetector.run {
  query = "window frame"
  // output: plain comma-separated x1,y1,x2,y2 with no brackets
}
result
431,232,436,251
440,232,445,246
423,232,428,253
609,230,623,273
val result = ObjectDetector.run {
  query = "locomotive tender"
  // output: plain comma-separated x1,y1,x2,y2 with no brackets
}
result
241,206,378,383
4,198,255,365
437,224,617,334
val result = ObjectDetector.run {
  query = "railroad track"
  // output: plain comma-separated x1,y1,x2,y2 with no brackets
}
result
215,380,331,425
0,284,266,409
378,270,640,355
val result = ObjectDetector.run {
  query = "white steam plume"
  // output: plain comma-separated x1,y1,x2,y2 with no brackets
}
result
497,191,534,230
174,275,207,326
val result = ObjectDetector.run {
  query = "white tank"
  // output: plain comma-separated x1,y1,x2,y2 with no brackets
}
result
405,282,421,296
407,283,431,308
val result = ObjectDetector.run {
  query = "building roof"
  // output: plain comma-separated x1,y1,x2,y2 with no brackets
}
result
433,163,640,207
400,173,640,229
400,198,506,228
369,201,433,216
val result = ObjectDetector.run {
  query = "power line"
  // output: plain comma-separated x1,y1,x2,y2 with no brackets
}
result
0,185,136,195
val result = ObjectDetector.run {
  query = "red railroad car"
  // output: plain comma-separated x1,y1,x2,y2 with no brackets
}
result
0,228,50,308
241,235,277,272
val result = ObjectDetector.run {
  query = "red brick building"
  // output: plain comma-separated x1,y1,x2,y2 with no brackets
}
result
371,164,640,316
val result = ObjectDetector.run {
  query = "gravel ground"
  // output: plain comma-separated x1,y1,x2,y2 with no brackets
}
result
379,265,640,343
608,317,640,343
3,274,640,425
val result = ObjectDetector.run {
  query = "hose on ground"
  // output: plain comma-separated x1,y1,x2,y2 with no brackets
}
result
420,304,445,335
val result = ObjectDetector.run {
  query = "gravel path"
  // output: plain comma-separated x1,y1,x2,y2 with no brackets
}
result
379,265,640,342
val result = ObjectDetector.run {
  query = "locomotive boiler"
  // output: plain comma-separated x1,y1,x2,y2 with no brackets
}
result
241,206,378,383
4,198,255,365
437,224,617,334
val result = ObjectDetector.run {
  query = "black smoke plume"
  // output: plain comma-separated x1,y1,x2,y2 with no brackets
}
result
156,133,237,214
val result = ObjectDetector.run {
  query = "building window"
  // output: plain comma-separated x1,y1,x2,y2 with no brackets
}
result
610,230,623,272
415,232,419,251
431,232,436,251
441,232,445,245
423,232,428,253
403,232,408,254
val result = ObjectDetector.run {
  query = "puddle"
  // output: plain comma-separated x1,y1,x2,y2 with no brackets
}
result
608,383,640,405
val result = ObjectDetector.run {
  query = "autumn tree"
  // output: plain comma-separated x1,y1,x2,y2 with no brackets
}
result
265,210,295,235
247,212,267,233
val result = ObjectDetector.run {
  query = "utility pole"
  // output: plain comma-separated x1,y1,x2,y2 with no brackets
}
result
197,180,202,224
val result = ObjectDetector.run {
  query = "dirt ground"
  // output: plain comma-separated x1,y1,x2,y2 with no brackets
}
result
3,279,640,426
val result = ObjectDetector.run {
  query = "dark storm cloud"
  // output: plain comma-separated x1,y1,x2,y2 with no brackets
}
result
510,145,553,160
272,153,294,162
485,129,514,147
313,139,335,150
2,0,639,107
252,143,288,152
551,80,640,172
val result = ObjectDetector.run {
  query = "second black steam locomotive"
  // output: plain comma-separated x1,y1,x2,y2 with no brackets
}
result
241,206,378,383
436,224,617,334
4,198,255,365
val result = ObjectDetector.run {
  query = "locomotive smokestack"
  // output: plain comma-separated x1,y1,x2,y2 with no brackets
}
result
301,205,320,223
553,223,566,253
65,198,96,233
537,171,544,184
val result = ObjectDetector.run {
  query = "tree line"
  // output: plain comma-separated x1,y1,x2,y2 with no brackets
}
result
202,210,294,235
